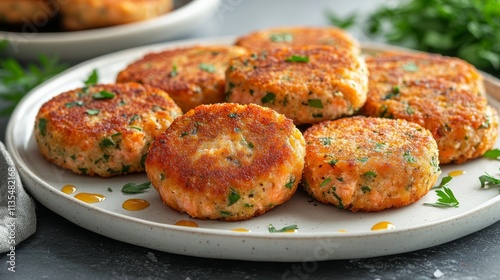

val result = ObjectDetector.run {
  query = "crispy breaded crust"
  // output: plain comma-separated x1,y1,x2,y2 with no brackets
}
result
35,82,182,177
58,0,173,30
235,26,360,53
146,103,305,221
225,45,368,124
117,45,248,113
0,0,53,24
361,51,499,164
303,117,441,212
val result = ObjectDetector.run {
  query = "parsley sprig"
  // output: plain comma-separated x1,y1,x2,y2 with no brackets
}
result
479,172,500,189
424,176,459,208
121,181,151,194
483,149,500,160
268,224,298,233
0,40,67,115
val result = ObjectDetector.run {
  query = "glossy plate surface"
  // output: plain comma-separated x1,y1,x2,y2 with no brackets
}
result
6,37,500,262
0,0,221,62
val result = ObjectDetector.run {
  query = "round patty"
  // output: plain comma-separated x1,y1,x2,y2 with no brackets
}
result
35,82,182,177
145,103,306,221
235,26,360,53
0,0,54,24
117,45,248,113
302,117,441,212
225,45,368,125
59,0,173,30
361,51,499,164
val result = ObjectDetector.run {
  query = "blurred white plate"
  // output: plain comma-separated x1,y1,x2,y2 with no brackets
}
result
6,37,500,262
0,0,220,62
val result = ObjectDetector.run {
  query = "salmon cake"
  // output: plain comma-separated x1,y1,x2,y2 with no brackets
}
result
0,0,54,24
225,45,368,125
361,51,499,164
145,103,306,221
35,82,182,177
117,45,248,113
235,26,360,53
58,0,173,30
302,117,441,212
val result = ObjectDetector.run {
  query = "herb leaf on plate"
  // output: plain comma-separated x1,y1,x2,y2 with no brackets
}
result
121,181,151,194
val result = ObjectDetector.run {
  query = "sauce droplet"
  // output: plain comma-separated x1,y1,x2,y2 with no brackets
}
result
122,199,150,211
371,221,395,231
231,228,251,232
61,184,76,194
175,220,198,227
448,170,466,177
337,229,348,233
74,193,105,204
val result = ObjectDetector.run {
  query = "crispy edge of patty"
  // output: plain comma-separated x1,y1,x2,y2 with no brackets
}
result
34,82,182,177
302,116,441,212
145,103,306,221
117,45,248,113
225,45,368,125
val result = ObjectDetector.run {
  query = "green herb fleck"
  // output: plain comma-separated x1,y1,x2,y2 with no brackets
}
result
361,186,371,193
431,176,453,190
78,168,88,175
140,153,148,168
328,159,339,167
92,90,115,99
307,99,323,108
363,171,377,178
383,85,400,100
84,69,99,87
65,100,84,108
170,63,178,77
285,176,295,189
402,62,419,72
269,33,293,43
121,181,151,194
319,137,333,146
199,63,216,73
268,224,298,233
228,188,240,206
403,150,416,163
261,92,276,103
220,211,232,217
320,177,332,187
86,109,100,116
483,149,500,160
228,113,237,118
285,55,310,63
107,188,112,192
38,118,48,136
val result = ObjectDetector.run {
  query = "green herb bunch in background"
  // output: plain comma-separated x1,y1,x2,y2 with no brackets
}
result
328,0,500,76
0,41,67,115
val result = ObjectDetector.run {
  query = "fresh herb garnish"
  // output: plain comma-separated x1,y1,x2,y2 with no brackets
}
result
92,90,115,99
228,188,240,206
307,99,323,108
199,63,216,73
479,173,500,189
268,224,298,233
0,41,67,115
86,109,100,116
483,149,500,160
424,186,459,208
285,55,310,63
121,181,151,194
65,100,84,108
325,10,357,29
431,176,453,190
261,92,276,104
84,69,99,87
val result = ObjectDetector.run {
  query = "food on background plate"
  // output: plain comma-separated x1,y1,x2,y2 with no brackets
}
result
34,82,182,177
145,103,306,221
302,117,441,212
225,45,368,125
0,0,54,25
57,0,174,30
117,45,248,113
235,26,360,54
361,51,499,164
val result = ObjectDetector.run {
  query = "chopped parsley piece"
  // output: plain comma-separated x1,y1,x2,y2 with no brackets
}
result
99,138,115,150
361,186,371,193
483,149,500,160
320,177,332,187
121,181,151,194
285,55,310,63
129,126,142,131
328,159,339,167
319,137,333,146
424,186,459,208
220,211,232,217
86,109,100,116
406,105,415,115
403,150,416,163
402,62,419,72
247,141,254,149
269,33,293,43
312,113,323,118
228,188,240,206
431,156,441,173
140,153,148,168
331,187,344,209
107,188,113,192
84,69,99,87
170,63,178,77
121,165,130,173
65,100,84,108
78,168,88,175
479,173,500,189
383,85,400,100
431,176,453,190
228,113,237,118
199,63,216,73
129,114,141,124
92,90,115,99
261,92,276,103
285,176,295,189
38,118,47,136
268,224,298,233
307,99,323,108
363,171,377,178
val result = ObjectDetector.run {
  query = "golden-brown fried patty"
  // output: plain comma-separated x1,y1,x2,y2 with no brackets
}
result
225,45,368,125
117,45,248,113
145,103,306,221
302,117,441,212
0,0,54,24
57,0,173,30
235,26,360,53
35,82,182,177
361,51,499,164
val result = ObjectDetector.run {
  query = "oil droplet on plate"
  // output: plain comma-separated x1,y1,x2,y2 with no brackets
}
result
371,221,395,231
61,184,76,194
122,199,150,211
175,220,198,227
74,193,105,204
337,229,348,233
448,170,466,177
231,228,251,232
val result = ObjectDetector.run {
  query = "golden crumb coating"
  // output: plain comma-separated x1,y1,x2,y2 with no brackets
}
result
117,45,248,113
225,45,368,125
145,103,306,221
0,0,54,24
57,0,173,30
361,51,499,164
235,26,360,53
303,117,441,212
35,82,182,177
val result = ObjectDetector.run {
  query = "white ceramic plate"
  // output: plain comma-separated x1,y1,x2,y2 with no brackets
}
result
6,37,500,262
0,0,220,62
